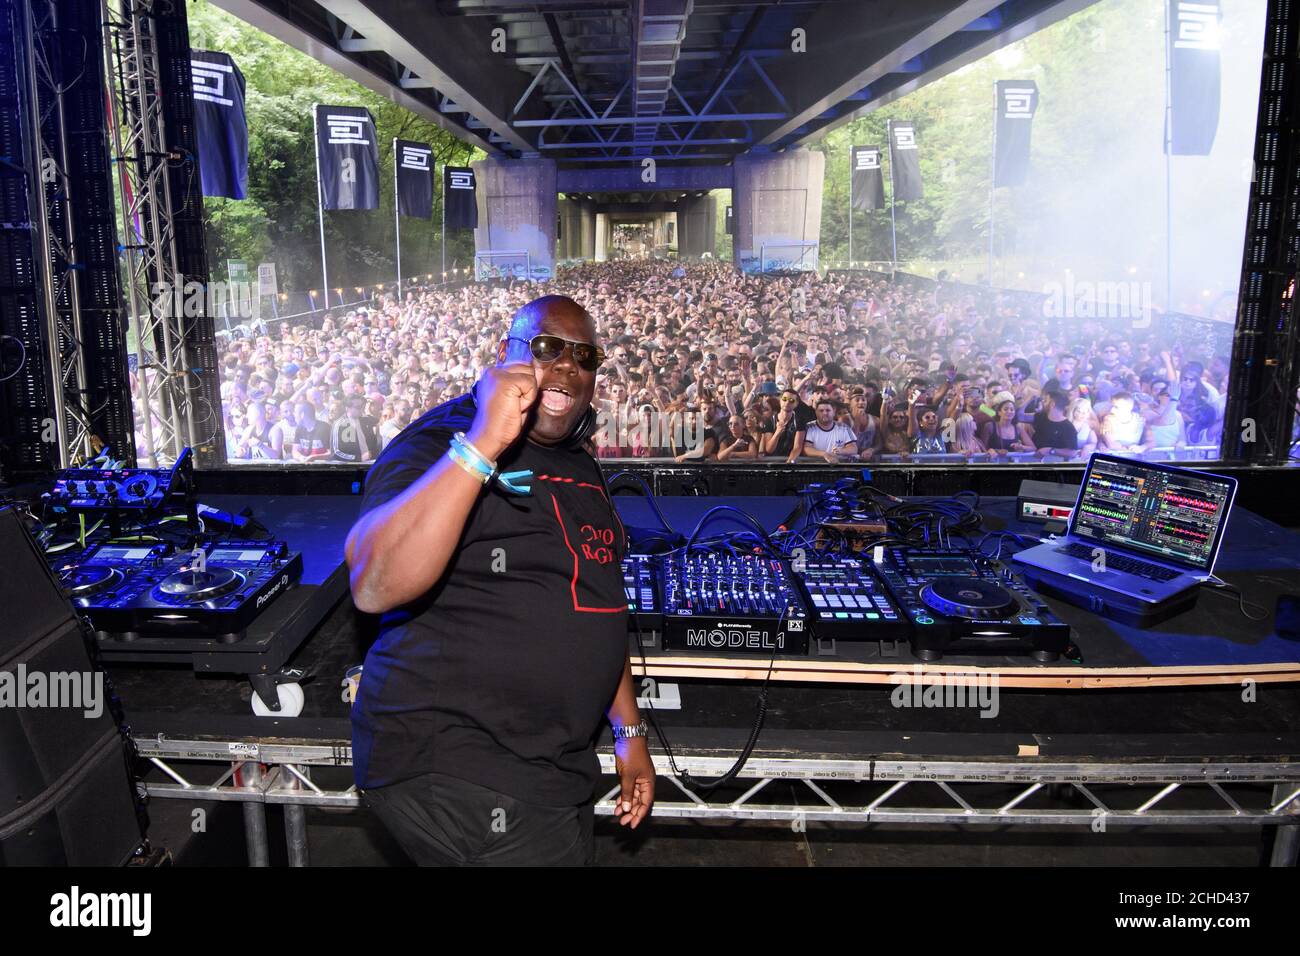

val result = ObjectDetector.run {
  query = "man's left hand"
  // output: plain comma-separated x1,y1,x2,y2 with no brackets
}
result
614,738,655,828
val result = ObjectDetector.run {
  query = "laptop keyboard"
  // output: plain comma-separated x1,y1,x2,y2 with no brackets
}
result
1055,542,1183,581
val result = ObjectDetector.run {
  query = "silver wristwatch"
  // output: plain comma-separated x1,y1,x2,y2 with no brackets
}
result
611,720,648,740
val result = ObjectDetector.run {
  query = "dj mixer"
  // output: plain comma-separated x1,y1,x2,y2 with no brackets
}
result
658,552,810,655
620,545,1070,662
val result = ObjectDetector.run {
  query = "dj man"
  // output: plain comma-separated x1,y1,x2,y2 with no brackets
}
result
346,294,654,866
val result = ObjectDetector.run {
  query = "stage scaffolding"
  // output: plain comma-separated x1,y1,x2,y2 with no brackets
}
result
102,0,225,467
0,0,135,473
133,733,1300,868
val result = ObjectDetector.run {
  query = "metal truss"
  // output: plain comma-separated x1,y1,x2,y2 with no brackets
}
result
133,735,1300,867
20,0,96,466
601,757,1300,829
511,52,788,164
1224,0,1300,464
101,0,198,467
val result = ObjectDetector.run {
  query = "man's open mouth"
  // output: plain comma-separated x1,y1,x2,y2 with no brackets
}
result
540,385,574,414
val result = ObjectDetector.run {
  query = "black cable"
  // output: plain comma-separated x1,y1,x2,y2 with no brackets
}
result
630,591,782,794
606,470,676,537
626,497,793,793
678,635,778,793
628,608,689,782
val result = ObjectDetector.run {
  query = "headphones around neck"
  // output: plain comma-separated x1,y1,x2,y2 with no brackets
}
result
566,405,600,450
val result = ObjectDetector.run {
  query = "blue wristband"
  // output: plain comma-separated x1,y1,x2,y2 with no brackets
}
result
449,432,496,483
447,443,491,483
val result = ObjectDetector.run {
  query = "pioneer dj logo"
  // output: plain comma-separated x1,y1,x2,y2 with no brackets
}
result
255,574,289,609
686,626,783,650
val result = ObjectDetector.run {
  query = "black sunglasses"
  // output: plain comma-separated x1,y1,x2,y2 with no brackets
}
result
508,334,605,371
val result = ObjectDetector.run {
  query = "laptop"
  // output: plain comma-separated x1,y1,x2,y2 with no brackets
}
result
1011,453,1237,610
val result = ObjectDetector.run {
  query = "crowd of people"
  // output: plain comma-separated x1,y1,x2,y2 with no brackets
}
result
199,260,1234,466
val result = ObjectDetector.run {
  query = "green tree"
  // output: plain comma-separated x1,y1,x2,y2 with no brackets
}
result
189,0,483,296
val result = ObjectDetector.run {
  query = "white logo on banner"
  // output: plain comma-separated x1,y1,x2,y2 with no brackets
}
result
400,146,431,171
449,170,474,190
326,115,370,145
1002,87,1035,119
191,60,232,106
1174,2,1219,50
893,126,916,150
855,150,880,170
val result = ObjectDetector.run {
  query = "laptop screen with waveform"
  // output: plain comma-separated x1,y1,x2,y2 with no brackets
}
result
1070,455,1237,572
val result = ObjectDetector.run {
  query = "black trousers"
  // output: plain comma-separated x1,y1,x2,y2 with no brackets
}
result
364,771,595,866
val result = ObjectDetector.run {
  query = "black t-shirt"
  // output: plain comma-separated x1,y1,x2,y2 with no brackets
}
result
708,418,730,449
767,403,818,458
770,415,799,458
330,414,380,462
351,393,629,806
292,420,332,459
1032,412,1078,452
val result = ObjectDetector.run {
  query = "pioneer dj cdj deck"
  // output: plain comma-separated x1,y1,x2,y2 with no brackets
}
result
872,548,1070,661
55,540,303,641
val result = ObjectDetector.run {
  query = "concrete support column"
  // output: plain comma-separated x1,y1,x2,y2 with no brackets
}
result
595,213,609,262
579,201,596,260
557,197,596,262
675,193,717,259
471,156,557,280
557,198,572,261
732,148,824,272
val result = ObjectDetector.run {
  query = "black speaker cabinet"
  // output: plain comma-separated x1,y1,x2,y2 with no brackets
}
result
0,506,142,865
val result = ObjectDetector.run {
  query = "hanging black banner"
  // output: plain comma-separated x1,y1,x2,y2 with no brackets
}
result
993,80,1039,187
394,139,433,218
850,146,885,211
191,50,247,200
313,105,379,210
1166,0,1221,155
889,122,923,202
725,205,734,235
443,166,478,229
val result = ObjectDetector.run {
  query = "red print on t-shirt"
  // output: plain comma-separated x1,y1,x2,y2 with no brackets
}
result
545,481,626,614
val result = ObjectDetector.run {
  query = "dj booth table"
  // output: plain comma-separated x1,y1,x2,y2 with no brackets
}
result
109,494,1300,866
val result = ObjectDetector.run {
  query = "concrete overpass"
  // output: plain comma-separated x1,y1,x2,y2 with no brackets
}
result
212,0,1093,274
